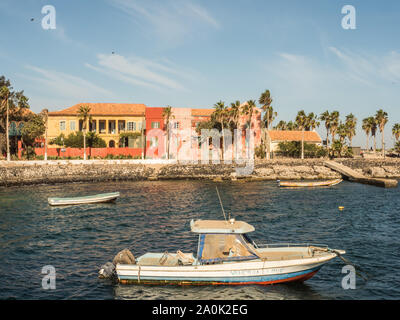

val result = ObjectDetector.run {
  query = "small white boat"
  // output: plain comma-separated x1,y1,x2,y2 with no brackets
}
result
116,219,345,285
48,192,120,206
278,179,343,188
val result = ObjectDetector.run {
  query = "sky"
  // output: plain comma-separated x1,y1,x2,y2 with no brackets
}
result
0,0,399,147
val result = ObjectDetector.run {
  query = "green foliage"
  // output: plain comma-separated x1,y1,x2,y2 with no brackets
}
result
394,141,400,153
277,141,327,158
255,144,266,159
50,131,106,148
20,114,45,146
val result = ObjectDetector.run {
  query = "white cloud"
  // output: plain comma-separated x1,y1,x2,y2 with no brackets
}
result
263,48,400,148
107,0,219,43
86,53,190,91
328,47,400,85
19,65,113,101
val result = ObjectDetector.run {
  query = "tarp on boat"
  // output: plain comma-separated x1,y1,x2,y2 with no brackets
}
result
197,233,259,264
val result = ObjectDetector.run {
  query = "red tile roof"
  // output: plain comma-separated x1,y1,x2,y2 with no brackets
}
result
267,130,322,142
191,108,214,116
48,103,146,116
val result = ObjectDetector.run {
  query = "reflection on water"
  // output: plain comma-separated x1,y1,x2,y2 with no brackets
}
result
0,180,399,299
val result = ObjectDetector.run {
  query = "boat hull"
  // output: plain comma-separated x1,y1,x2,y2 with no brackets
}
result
279,179,342,188
48,192,120,206
116,254,337,286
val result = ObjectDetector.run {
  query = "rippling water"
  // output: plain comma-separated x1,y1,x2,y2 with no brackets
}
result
0,180,399,300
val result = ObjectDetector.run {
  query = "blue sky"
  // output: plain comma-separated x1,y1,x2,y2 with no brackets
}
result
1,0,399,147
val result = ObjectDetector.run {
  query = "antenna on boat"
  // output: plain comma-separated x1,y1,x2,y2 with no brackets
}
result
215,186,228,221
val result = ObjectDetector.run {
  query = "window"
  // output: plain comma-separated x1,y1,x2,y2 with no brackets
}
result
150,137,158,147
60,121,66,131
174,122,180,129
70,121,76,131
151,121,160,129
127,122,136,131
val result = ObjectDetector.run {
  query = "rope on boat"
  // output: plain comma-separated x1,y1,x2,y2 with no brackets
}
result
216,186,227,221
310,246,371,282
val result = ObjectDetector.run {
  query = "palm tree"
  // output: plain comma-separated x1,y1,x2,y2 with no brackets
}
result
229,101,241,131
241,100,258,159
329,111,340,145
259,90,273,128
375,109,388,156
362,117,372,151
306,112,320,131
77,105,91,160
275,120,287,130
213,101,229,160
259,90,274,160
40,108,49,161
319,110,331,148
368,116,378,153
241,100,258,129
392,123,400,142
345,113,357,147
286,121,297,131
0,86,10,161
162,106,174,160
295,110,308,160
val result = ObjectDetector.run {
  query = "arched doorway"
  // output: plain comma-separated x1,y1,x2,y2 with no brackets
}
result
109,140,115,148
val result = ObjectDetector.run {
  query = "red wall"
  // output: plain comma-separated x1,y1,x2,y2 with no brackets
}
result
34,147,142,158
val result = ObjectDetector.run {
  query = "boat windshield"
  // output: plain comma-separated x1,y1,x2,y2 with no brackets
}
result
197,233,259,264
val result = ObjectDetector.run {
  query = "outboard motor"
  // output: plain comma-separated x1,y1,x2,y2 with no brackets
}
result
98,262,115,279
98,248,136,279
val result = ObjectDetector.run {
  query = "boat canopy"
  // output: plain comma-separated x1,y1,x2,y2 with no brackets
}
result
197,233,259,264
190,219,255,234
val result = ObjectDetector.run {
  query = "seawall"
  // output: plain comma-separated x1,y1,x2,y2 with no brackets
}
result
1,159,400,187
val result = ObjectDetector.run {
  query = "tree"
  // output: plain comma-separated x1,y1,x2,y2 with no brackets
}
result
259,90,275,160
375,109,388,156
345,113,357,147
40,109,49,160
20,113,45,159
162,106,174,159
319,110,331,148
362,117,372,150
229,100,241,131
305,112,320,131
213,101,229,160
295,110,308,160
77,105,91,160
368,116,378,153
392,123,400,142
329,111,340,146
0,86,10,160
0,76,30,159
50,131,106,148
274,120,287,130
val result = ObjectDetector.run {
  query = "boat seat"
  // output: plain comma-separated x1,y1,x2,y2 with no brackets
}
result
137,252,195,266
177,250,195,265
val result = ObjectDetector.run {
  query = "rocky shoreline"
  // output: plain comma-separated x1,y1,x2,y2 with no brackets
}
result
1,159,400,187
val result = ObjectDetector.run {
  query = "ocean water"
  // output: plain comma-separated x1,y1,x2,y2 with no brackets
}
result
0,180,399,300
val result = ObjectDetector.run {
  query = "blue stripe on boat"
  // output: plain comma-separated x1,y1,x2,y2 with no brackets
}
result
118,266,322,283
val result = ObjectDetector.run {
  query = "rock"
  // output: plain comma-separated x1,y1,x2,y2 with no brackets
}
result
365,167,386,178
255,168,274,176
383,166,399,176
292,165,314,174
112,248,136,265
98,262,115,279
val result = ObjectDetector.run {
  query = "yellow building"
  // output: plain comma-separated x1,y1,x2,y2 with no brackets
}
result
47,103,146,148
